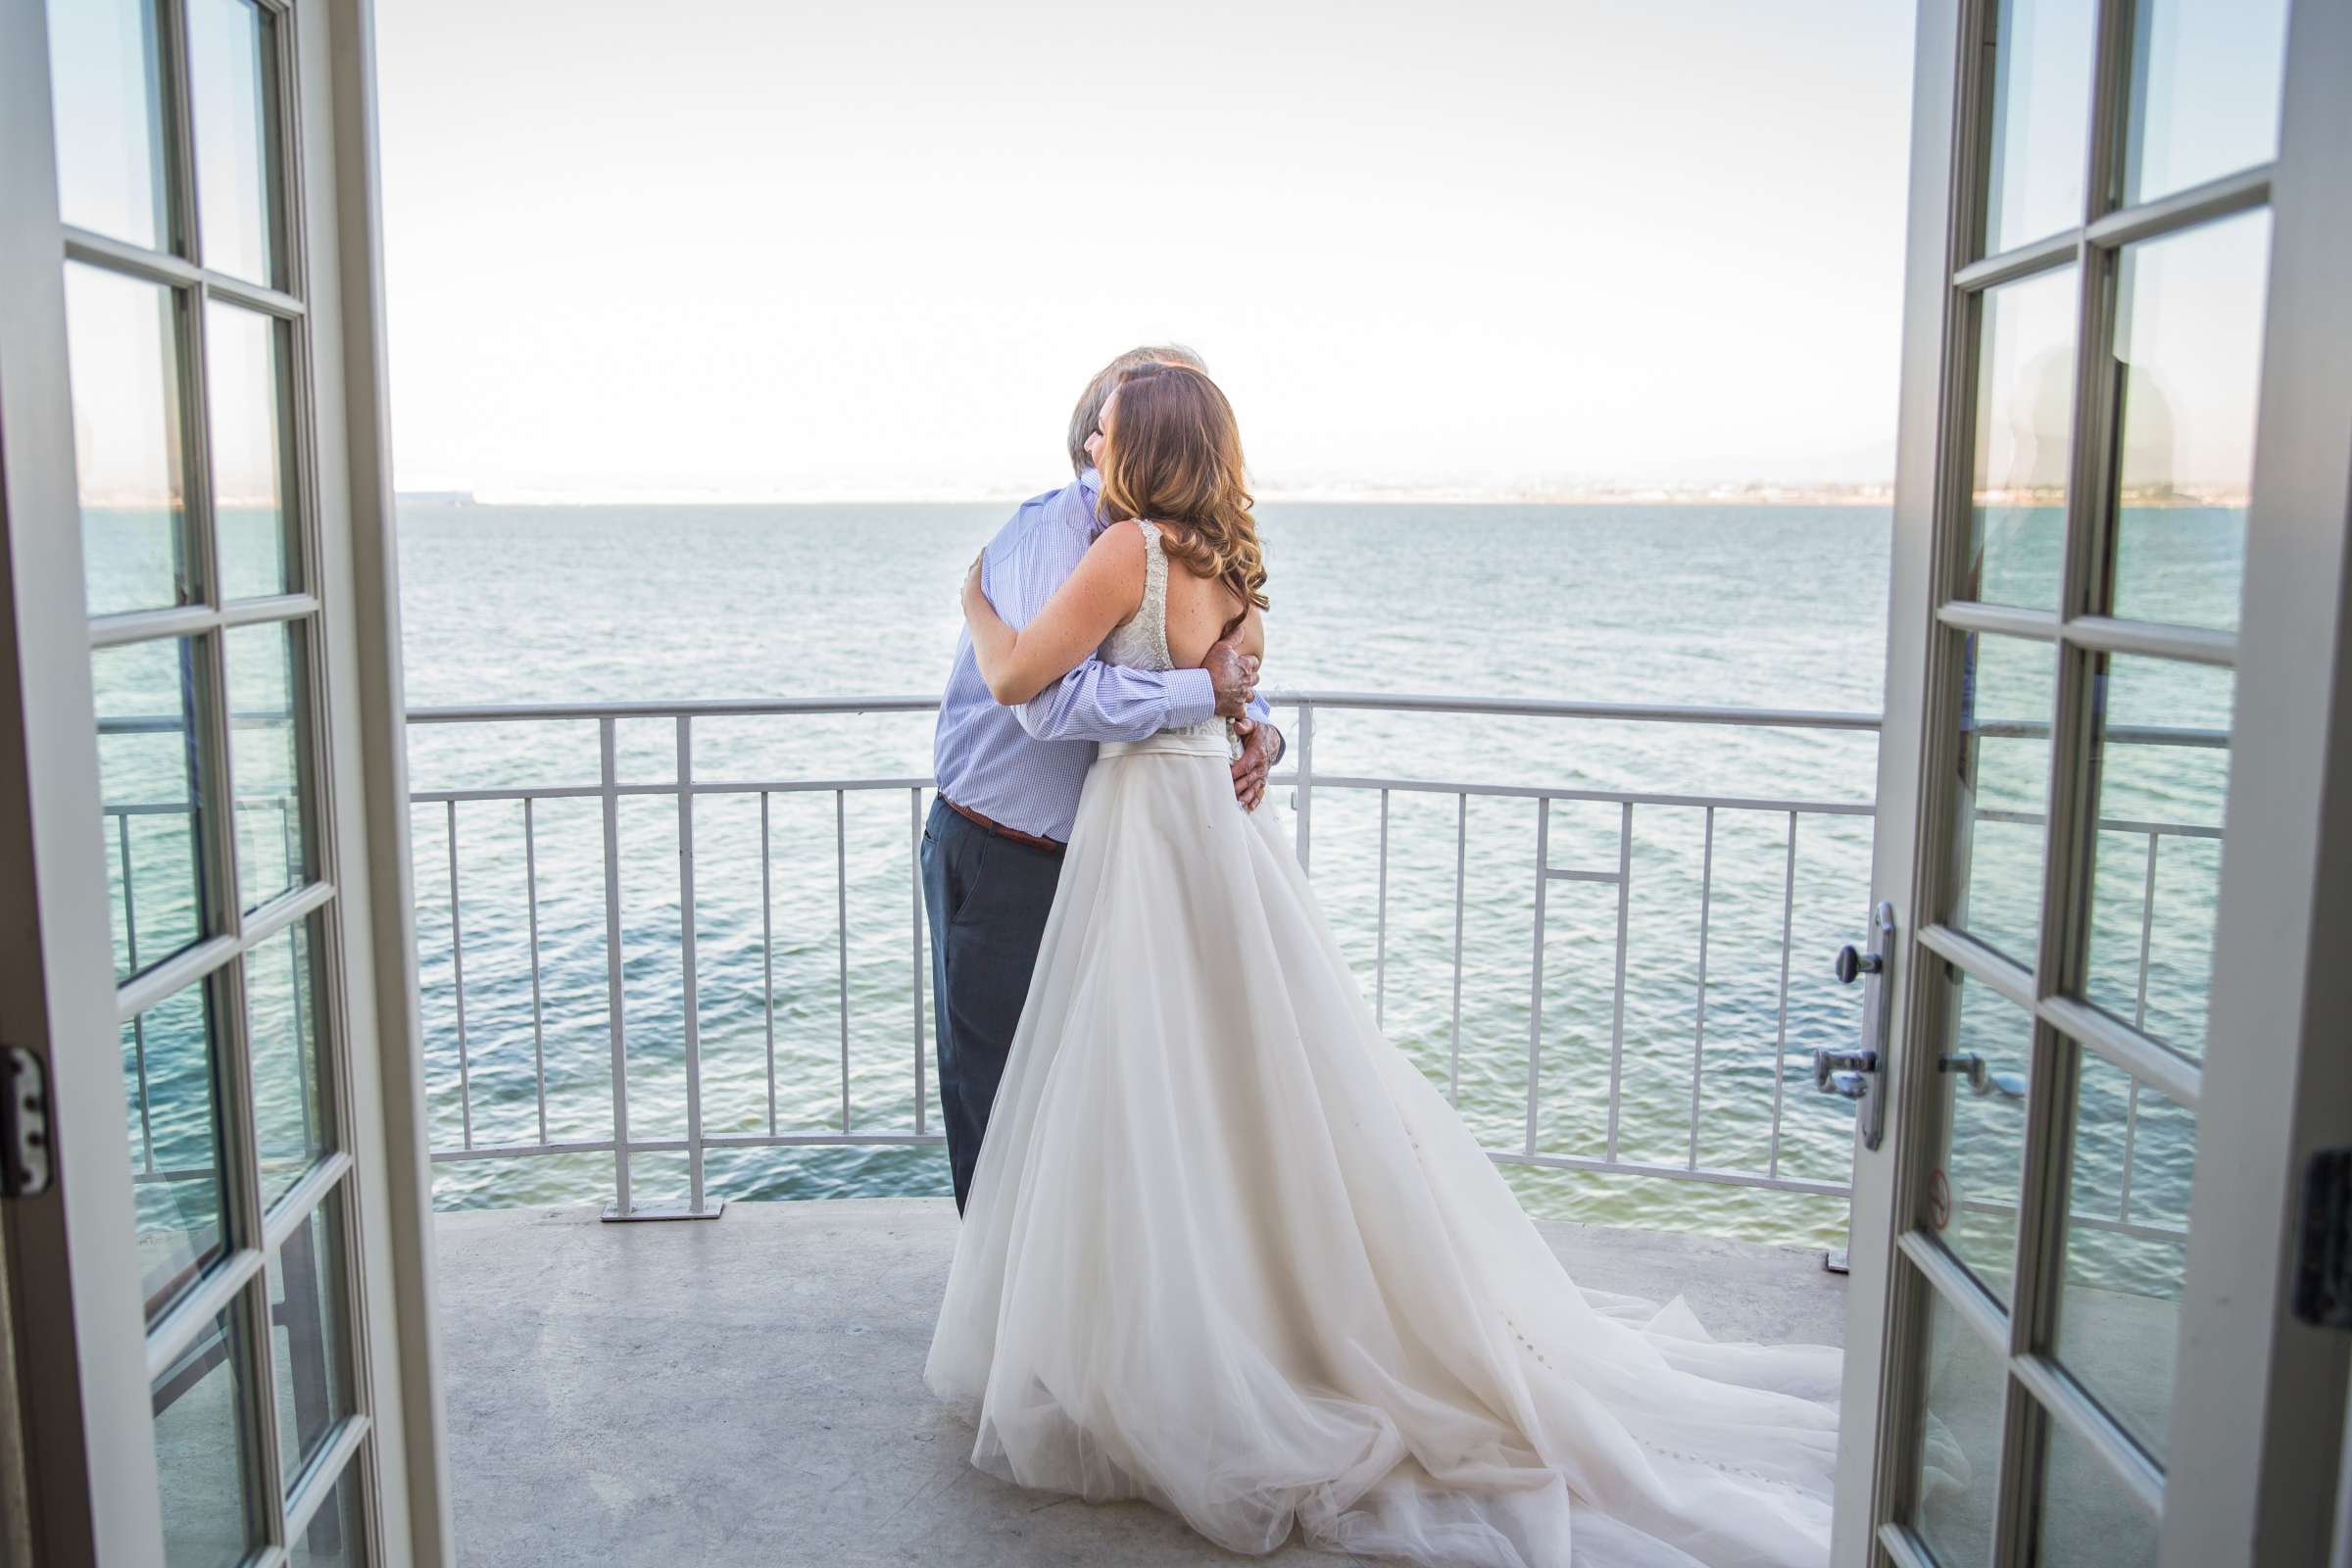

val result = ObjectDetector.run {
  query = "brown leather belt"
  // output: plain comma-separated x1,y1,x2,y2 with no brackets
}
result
943,796,1065,855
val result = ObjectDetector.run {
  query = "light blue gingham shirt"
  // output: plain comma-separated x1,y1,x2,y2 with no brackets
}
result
932,468,1271,842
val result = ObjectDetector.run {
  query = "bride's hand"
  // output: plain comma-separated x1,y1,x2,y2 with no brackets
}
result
961,551,987,614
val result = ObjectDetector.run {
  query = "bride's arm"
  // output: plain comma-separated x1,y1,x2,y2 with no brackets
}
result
963,522,1147,707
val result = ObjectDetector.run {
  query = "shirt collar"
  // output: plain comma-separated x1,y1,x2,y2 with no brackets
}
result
1077,466,1106,535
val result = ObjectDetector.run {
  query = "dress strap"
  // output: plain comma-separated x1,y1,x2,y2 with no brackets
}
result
1133,519,1174,671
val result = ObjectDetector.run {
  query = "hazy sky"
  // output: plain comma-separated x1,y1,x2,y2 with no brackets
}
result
375,0,1919,500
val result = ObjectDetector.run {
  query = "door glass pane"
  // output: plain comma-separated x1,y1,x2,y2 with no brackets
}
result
251,914,329,1209
124,983,228,1318
1966,268,2077,608
1984,0,2098,254
207,302,295,600
2081,655,2231,1060
64,264,192,616
288,1456,364,1568
1909,1283,2003,1567
2053,1050,2192,1465
1947,632,2056,969
268,1196,353,1488
2106,211,2271,633
151,1298,264,1567
225,620,309,909
2122,0,2289,208
2031,1410,2159,1564
187,0,281,286
96,635,209,980
45,0,172,250
1931,971,2036,1305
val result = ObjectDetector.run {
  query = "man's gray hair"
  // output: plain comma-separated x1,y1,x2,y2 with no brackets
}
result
1067,344,1208,475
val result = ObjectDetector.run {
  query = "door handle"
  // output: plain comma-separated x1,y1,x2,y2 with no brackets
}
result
1938,1053,2027,1102
1813,901,1894,1151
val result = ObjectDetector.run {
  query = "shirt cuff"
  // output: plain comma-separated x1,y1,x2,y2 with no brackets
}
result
1163,667,1217,728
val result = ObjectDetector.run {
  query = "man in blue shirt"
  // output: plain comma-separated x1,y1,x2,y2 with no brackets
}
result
924,345,1282,1209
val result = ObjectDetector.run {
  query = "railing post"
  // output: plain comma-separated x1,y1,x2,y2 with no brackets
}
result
448,799,472,1152
599,717,633,1219
1293,702,1314,875
1526,796,1549,1157
1604,801,1632,1163
677,715,711,1216
1767,810,1797,1179
836,789,851,1134
1375,788,1390,1027
119,809,157,1173
910,787,927,1136
1449,792,1465,1107
523,797,548,1148
1689,807,1716,1172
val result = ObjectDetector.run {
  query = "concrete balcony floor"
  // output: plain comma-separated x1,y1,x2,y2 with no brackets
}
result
435,1199,1848,1567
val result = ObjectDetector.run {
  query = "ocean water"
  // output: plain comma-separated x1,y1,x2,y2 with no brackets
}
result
99,501,2232,1284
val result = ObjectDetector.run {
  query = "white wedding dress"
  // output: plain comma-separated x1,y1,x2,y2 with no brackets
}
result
926,521,1845,1568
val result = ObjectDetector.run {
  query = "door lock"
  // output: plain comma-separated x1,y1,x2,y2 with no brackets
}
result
1813,901,1894,1151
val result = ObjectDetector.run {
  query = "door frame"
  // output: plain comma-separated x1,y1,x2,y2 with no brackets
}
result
0,0,173,1551
2163,0,2352,1553
0,0,452,1561
1839,0,2352,1561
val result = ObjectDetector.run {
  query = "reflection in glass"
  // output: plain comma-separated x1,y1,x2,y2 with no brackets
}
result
64,264,191,615
225,620,308,907
1909,1285,2000,1568
151,1299,263,1568
96,636,208,979
123,985,228,1319
1967,269,2076,610
2082,655,2231,1060
1984,0,2098,254
2033,1410,2159,1564
1948,633,2055,969
1934,973,2035,1305
2107,212,2271,633
207,303,295,600
251,916,329,1210
46,0,171,250
268,1197,354,1488
287,1456,362,1568
2123,0,2288,207
188,0,280,285
2055,1051,2193,1465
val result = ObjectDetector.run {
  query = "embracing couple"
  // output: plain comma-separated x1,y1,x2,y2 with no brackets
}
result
919,348,1841,1568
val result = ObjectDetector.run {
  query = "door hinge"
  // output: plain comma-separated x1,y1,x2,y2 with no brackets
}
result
2290,1146,2352,1330
1,1046,52,1199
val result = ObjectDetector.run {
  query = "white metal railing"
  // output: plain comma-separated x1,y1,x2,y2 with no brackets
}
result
99,694,2209,1247
392,692,1900,1220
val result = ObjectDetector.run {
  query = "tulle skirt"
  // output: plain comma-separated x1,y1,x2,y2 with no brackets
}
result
926,731,1845,1567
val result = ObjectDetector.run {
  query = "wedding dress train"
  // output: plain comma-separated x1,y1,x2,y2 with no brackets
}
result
927,522,1847,1568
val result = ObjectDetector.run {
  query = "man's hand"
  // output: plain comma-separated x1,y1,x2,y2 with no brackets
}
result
1231,716,1279,812
1201,627,1259,719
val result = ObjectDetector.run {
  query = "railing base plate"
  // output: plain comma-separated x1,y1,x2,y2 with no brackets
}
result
1823,1249,1850,1275
602,1200,727,1223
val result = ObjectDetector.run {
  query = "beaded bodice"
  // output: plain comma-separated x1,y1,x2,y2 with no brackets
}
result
1100,519,1228,744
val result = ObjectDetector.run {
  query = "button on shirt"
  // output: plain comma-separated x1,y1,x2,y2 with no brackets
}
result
931,468,1268,842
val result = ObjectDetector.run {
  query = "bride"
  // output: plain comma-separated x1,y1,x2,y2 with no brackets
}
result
925,362,1843,1568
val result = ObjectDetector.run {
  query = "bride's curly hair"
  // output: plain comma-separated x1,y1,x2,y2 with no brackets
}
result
1096,363,1269,634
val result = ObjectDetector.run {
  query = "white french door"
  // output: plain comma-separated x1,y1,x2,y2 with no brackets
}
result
0,0,449,1564
1833,0,2352,1563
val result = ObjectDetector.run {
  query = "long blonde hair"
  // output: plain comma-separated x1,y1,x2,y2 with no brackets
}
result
1096,363,1269,634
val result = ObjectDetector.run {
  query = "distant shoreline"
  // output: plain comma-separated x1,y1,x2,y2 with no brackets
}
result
395,488,1908,510
391,486,2256,511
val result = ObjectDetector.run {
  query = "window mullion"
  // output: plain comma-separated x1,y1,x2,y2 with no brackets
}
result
215,953,288,1549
